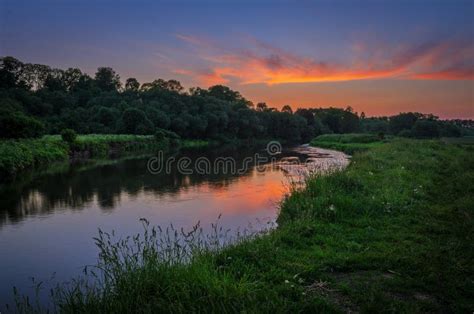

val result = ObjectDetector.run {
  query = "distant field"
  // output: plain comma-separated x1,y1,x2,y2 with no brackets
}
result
43,134,154,143
310,133,389,154
0,134,206,180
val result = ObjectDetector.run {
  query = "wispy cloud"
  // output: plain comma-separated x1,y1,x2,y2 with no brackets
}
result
173,34,474,86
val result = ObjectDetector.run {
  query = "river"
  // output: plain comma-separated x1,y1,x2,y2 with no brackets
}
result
0,144,299,307
0,143,349,308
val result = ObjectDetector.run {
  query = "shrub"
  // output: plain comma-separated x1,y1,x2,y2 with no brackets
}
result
0,111,45,139
61,128,77,143
119,108,154,134
398,129,412,138
411,120,439,138
162,129,180,139
154,129,166,141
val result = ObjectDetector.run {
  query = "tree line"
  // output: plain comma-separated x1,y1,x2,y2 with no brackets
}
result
0,56,472,141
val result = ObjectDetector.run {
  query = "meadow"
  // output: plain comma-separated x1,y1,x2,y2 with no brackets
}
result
310,133,390,154
12,138,473,312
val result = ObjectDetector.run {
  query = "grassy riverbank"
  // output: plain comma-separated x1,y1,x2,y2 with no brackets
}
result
14,139,474,312
310,133,389,154
0,135,208,180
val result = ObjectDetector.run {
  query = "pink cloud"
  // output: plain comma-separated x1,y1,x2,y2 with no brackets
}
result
173,34,474,86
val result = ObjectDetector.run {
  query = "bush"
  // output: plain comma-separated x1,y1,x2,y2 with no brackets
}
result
0,138,68,179
0,111,45,139
411,120,439,138
61,128,77,143
119,108,154,135
162,129,180,139
154,129,166,141
398,129,412,138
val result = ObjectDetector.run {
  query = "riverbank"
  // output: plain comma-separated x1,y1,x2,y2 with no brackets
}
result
276,145,350,180
13,139,474,312
310,133,390,154
0,135,208,181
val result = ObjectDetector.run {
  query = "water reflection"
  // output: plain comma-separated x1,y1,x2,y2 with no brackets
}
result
0,146,282,227
0,145,297,306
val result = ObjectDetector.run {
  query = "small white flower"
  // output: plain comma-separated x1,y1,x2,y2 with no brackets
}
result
285,280,290,284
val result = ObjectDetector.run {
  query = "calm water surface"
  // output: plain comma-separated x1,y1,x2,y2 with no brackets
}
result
0,146,299,306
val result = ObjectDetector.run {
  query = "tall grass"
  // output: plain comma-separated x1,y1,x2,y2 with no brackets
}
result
0,138,69,178
11,217,274,313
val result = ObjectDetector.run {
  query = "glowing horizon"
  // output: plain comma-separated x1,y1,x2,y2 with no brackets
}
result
1,0,473,119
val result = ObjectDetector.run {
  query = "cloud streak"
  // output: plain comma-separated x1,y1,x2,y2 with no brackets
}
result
174,35,474,86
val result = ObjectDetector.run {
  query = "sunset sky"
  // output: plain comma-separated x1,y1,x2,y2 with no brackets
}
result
1,0,473,118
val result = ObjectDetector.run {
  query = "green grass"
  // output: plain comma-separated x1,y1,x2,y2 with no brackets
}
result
311,133,389,154
181,139,211,148
13,139,474,312
0,138,69,178
312,133,383,144
0,135,207,181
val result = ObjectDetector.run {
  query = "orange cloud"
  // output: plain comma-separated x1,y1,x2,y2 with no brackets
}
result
174,34,474,86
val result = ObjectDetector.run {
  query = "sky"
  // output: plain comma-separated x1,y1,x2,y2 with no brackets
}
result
1,0,473,118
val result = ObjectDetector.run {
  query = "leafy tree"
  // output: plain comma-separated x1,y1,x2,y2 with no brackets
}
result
125,78,140,92
207,85,242,101
170,117,188,135
0,56,463,141
146,108,170,129
118,108,153,134
44,69,67,91
256,102,268,112
439,122,461,137
0,110,45,138
63,68,84,91
412,120,439,138
361,118,389,133
281,105,293,114
21,63,51,90
140,79,183,92
93,107,119,130
341,109,360,133
95,67,121,91
390,112,420,134
0,56,29,88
